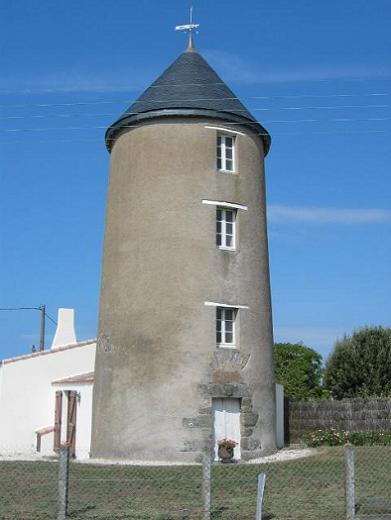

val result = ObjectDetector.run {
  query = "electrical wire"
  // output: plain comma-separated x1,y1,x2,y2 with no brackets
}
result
1,104,390,121
1,128,388,147
1,117,390,135
1,73,390,98
45,312,57,325
0,307,57,325
1,92,390,110
0,307,41,311
2,129,389,149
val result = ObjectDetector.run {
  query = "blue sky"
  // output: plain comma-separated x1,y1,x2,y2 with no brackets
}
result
1,0,390,361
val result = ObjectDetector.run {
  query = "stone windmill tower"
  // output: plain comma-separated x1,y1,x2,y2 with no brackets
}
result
91,26,276,462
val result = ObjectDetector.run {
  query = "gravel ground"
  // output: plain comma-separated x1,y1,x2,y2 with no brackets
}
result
0,447,316,465
246,447,317,464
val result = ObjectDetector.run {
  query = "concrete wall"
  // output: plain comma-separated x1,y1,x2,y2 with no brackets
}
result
92,117,276,462
0,341,95,458
288,398,391,442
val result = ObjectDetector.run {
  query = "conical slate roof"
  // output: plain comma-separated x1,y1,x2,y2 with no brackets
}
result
106,48,271,154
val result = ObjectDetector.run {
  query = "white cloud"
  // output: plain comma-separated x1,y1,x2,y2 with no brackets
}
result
267,205,391,224
4,51,390,94
205,49,391,85
0,68,154,95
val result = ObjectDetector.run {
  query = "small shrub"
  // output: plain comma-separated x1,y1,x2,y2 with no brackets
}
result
304,429,391,447
304,429,346,447
347,431,391,446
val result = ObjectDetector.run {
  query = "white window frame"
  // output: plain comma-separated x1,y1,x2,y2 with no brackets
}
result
205,302,249,310
216,307,237,348
217,134,235,172
216,207,236,250
205,125,245,137
202,200,248,211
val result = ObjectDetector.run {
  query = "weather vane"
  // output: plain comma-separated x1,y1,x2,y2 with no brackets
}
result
175,7,199,50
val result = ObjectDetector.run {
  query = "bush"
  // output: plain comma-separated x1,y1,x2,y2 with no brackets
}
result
274,342,328,400
304,429,347,446
304,429,391,447
347,431,391,446
324,326,391,399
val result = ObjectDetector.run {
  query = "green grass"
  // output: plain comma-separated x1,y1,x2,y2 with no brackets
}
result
0,447,390,519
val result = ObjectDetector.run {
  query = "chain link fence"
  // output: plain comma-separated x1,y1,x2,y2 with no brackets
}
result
0,445,390,519
355,446,391,518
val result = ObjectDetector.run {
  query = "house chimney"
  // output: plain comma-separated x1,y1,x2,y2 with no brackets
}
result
51,308,77,349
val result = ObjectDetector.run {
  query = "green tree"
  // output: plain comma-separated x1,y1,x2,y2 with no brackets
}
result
324,326,391,399
274,342,326,400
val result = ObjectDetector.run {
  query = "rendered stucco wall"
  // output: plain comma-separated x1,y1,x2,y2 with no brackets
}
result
92,118,276,462
0,341,95,458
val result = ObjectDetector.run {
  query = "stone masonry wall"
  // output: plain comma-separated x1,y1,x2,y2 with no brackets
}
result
288,398,391,443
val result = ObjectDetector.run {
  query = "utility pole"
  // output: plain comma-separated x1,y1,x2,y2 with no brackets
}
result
0,305,54,352
39,304,46,351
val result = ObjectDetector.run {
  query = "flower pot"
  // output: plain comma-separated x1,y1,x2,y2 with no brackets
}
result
218,446,234,463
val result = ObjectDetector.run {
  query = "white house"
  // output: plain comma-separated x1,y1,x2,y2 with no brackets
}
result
0,309,96,460
0,308,284,461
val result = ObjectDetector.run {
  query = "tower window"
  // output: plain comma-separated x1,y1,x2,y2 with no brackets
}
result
216,307,236,347
217,134,235,172
216,208,236,250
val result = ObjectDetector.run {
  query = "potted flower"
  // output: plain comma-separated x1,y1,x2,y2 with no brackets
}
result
217,438,238,463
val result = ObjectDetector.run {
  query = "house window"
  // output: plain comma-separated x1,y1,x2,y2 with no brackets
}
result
216,208,236,249
217,134,235,172
216,307,236,347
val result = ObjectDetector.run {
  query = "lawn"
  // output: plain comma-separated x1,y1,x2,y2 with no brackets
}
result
0,447,390,519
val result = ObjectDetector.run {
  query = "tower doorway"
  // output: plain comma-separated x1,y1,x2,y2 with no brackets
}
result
212,398,241,460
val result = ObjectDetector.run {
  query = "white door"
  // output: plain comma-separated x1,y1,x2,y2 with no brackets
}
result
212,398,241,460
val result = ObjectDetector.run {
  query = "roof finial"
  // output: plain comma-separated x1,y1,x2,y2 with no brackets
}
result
175,6,199,51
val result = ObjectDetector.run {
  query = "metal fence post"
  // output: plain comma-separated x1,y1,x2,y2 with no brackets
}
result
57,445,70,520
255,473,266,520
344,443,355,520
202,452,211,520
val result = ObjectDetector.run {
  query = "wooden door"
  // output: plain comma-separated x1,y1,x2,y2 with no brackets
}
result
212,398,241,460
66,391,78,458
53,391,63,451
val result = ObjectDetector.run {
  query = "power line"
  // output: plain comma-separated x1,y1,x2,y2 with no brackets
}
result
1,74,390,97
1,104,390,121
0,305,57,352
44,312,57,325
0,307,40,311
1,117,390,134
1,128,388,147
0,307,57,325
1,92,390,110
